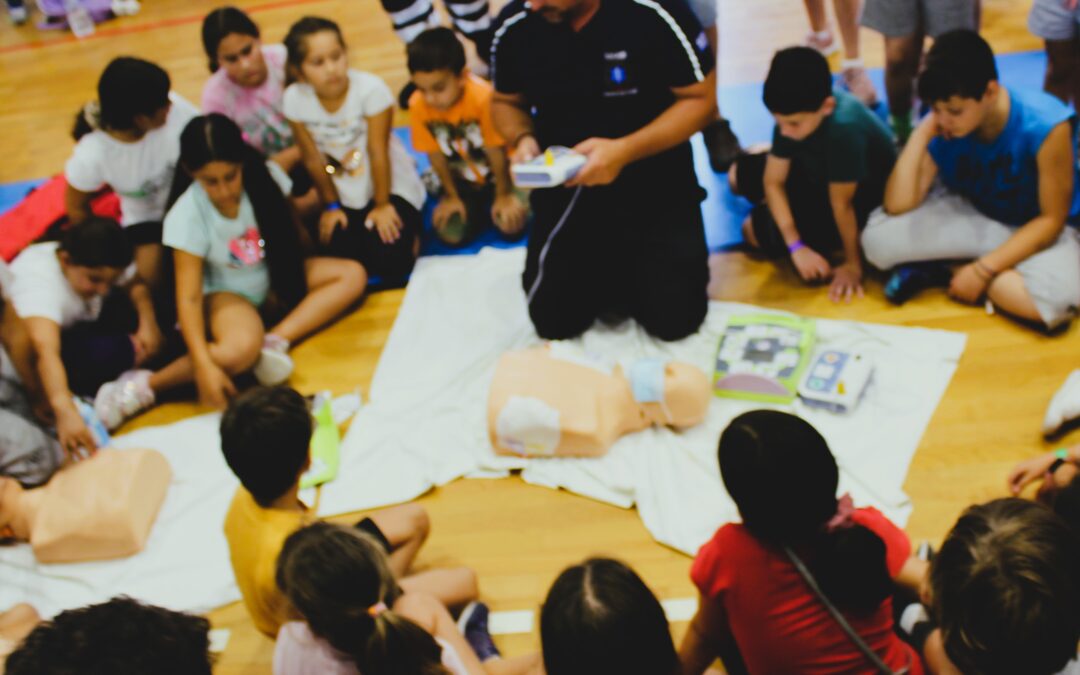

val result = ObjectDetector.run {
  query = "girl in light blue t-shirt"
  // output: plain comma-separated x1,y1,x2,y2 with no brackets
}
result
93,114,365,429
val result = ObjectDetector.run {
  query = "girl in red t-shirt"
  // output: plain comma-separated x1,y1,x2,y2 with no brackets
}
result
680,410,926,675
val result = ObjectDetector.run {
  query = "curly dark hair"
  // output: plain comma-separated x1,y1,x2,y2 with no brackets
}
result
5,596,212,675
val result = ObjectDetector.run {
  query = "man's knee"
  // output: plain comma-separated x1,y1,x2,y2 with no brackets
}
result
636,291,707,342
528,300,595,340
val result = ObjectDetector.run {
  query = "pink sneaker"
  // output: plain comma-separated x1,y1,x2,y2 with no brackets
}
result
842,65,879,107
805,30,838,57
94,369,155,431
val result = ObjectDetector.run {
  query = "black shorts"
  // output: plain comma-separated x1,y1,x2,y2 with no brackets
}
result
124,220,163,246
354,517,392,552
288,164,315,198
732,152,862,259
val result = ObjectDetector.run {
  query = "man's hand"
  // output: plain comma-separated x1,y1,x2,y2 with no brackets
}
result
319,208,349,245
194,362,237,410
948,263,989,304
367,203,404,244
791,246,832,282
132,321,163,366
829,263,864,303
567,137,630,187
432,195,467,232
491,193,528,235
512,135,541,164
55,405,96,459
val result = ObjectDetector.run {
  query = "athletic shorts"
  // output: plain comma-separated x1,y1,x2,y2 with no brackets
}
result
1029,0,1080,42
862,0,979,39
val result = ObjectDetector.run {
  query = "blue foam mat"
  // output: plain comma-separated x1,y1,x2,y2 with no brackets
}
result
0,50,1054,254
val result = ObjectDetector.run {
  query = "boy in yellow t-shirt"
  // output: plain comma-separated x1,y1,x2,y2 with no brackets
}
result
408,27,529,246
221,386,478,638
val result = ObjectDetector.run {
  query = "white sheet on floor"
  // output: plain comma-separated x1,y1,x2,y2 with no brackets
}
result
0,247,965,619
0,414,242,619
322,247,966,555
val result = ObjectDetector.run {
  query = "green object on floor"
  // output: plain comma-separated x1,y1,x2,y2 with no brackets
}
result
301,394,340,489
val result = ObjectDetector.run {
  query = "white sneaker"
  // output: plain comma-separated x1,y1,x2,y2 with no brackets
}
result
1044,369,1080,436
253,336,294,386
9,4,27,23
94,370,155,431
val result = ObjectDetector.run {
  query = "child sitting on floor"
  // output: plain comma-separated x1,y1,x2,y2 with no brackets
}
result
65,57,198,289
541,557,682,675
730,47,896,303
283,16,426,281
221,386,476,638
275,521,539,674
3,218,158,456
406,27,528,246
922,498,1080,675
680,410,926,674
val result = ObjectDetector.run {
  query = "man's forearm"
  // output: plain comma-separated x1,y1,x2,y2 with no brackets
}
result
491,99,535,151
618,84,716,165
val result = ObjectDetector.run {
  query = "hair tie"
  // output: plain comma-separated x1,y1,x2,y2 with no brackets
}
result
824,493,856,533
367,601,387,618
83,101,102,131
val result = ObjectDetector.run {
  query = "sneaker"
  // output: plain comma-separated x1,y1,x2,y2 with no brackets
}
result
398,81,418,111
804,29,838,57
883,263,952,305
457,601,500,662
94,369,155,431
842,65,878,107
701,118,741,173
9,4,27,23
253,334,293,386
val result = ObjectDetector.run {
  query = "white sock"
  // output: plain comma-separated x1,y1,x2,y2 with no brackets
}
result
841,58,864,71
1043,369,1080,436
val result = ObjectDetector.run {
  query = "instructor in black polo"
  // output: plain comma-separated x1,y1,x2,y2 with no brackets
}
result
490,0,716,341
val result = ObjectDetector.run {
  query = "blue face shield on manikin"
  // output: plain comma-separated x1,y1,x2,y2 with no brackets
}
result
629,358,669,404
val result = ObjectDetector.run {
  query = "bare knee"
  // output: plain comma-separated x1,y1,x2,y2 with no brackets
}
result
340,260,367,299
398,502,431,544
213,331,263,374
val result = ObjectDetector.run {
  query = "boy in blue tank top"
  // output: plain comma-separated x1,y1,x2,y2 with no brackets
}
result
861,30,1080,329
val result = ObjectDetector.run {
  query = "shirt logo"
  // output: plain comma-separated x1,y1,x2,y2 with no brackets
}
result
696,31,708,52
610,66,627,85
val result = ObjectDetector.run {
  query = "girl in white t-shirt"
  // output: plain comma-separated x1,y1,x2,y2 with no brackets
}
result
283,17,426,282
65,57,198,289
274,522,538,675
92,115,365,430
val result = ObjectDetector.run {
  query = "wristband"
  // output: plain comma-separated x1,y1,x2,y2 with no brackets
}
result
324,201,342,212
1050,447,1071,474
787,239,805,255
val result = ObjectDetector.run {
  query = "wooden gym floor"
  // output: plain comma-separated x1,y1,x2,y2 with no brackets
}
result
0,1,1066,672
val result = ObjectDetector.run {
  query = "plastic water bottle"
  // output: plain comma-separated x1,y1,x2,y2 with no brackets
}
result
63,0,95,38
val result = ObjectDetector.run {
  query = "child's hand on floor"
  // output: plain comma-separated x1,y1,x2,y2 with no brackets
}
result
791,246,831,282
491,193,527,235
432,196,467,232
367,203,404,245
1008,447,1078,497
194,362,237,410
828,263,864,303
319,209,348,245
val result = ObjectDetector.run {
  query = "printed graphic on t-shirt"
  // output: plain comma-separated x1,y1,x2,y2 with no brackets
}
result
307,117,365,154
427,119,490,183
953,152,1027,221
119,163,176,201
603,49,638,98
228,226,266,267
241,110,292,156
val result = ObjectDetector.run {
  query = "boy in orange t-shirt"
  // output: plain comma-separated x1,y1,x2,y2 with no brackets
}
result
408,27,529,246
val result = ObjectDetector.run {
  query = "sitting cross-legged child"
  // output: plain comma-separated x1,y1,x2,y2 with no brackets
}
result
221,385,477,638
406,27,528,247
274,521,540,674
540,557,683,675
680,410,927,675
730,46,897,303
862,29,1080,328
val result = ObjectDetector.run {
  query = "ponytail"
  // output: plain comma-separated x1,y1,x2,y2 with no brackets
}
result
276,523,450,675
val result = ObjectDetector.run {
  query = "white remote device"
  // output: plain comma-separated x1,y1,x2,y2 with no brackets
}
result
510,146,587,188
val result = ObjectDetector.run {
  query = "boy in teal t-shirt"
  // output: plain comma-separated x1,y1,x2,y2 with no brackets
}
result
730,46,896,303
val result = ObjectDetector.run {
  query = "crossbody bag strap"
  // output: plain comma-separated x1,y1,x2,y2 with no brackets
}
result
784,546,908,675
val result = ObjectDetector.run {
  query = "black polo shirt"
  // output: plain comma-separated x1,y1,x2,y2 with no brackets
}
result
491,0,714,190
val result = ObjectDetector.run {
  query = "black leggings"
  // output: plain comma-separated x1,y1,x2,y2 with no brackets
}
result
323,196,422,283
